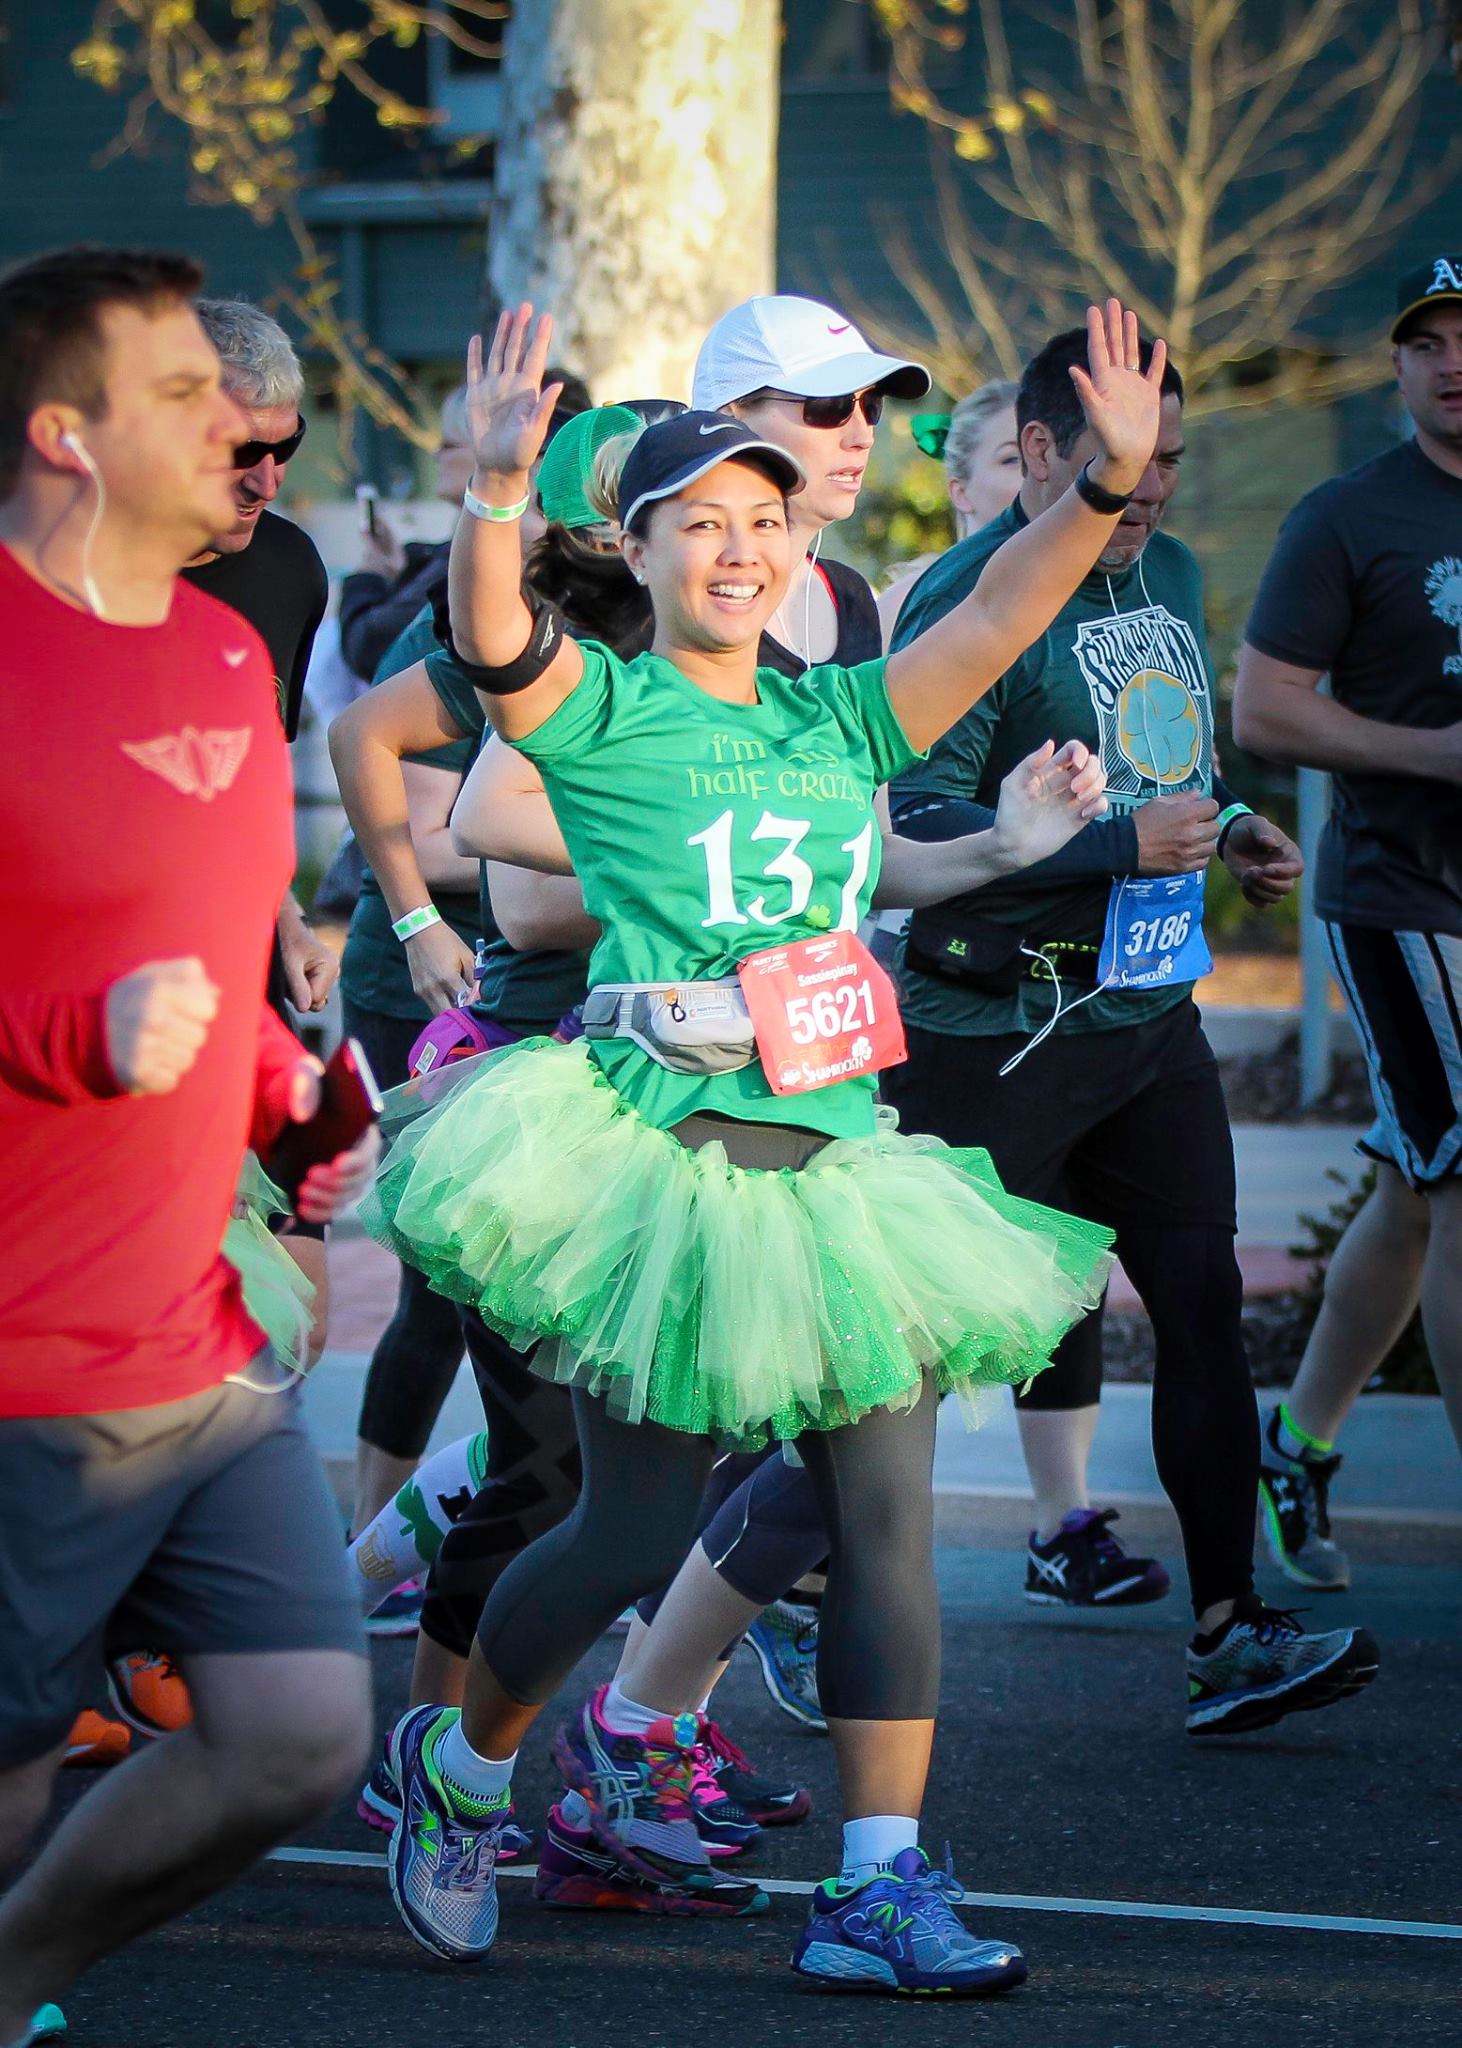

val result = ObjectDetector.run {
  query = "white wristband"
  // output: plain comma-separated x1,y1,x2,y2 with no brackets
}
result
392,905,442,942
463,486,531,524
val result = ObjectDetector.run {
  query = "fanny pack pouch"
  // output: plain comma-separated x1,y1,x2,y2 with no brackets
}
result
904,907,1027,994
582,980,757,1076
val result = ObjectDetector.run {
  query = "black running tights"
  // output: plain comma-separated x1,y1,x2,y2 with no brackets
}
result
476,1375,942,1721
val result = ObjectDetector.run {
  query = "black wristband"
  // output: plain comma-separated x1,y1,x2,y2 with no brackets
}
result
1074,459,1133,515
431,586,567,695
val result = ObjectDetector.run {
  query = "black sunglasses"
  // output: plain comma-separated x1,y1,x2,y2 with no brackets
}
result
232,416,307,469
766,388,885,430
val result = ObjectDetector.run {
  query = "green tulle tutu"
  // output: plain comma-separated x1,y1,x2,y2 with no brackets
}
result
360,1039,1114,1445
220,1154,316,1377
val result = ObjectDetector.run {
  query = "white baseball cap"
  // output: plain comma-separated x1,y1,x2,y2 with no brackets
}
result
692,296,931,411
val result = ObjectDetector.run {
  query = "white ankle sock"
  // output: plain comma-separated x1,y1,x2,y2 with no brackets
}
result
839,1814,919,1885
435,1714,516,1804
560,1789,592,1827
602,1679,663,1738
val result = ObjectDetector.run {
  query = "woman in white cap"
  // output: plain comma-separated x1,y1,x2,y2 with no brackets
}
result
691,292,928,674
368,298,1164,1997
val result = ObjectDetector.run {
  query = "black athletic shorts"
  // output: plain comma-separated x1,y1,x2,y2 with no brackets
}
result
1326,922,1462,1189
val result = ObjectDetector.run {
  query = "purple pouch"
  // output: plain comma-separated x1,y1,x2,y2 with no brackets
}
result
408,1006,518,1078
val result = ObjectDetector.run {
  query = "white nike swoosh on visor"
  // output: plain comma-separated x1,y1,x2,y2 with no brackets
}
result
223,648,250,667
697,422,739,435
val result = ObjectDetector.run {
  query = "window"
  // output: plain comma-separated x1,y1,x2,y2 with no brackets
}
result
426,3,506,138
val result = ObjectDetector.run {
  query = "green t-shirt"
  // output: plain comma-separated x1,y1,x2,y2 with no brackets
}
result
890,504,1216,1038
505,640,921,1138
421,638,591,1028
339,610,480,1022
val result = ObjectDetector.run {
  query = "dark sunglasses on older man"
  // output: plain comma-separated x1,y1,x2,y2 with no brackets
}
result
767,388,885,430
232,416,307,469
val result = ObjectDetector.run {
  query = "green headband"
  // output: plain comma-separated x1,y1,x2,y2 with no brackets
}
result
910,412,952,460
536,403,641,529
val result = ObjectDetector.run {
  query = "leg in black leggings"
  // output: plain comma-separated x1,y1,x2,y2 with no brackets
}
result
475,1377,942,1723
345,1001,471,1467
477,1390,719,1704
419,1315,582,1659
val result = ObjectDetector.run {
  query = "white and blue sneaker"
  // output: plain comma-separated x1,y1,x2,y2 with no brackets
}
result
745,1600,825,1732
387,1705,512,1963
792,1847,1026,1996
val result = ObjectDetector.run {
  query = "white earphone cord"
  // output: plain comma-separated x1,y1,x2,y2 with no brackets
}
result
64,433,109,620
998,558,1162,1080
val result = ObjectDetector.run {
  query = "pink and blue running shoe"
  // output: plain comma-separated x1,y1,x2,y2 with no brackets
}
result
387,1705,512,1963
533,1800,767,1917
791,1847,1027,1996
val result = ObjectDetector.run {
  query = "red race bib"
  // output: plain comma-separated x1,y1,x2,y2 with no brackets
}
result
737,930,907,1096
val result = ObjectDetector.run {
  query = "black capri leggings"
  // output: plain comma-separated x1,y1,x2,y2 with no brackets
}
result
478,1380,941,1721
883,1001,1259,1618
343,1001,468,1462
473,1112,944,1722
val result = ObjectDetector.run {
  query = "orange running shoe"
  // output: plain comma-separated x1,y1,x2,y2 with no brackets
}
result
62,1707,132,1768
107,1651,194,1739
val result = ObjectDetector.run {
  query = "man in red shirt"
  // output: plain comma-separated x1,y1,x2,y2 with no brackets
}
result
0,246,377,2046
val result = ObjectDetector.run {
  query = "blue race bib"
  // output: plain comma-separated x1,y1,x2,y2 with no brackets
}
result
1097,871,1212,990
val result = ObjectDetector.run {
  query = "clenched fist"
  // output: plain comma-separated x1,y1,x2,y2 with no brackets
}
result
1135,792,1220,876
105,957,220,1096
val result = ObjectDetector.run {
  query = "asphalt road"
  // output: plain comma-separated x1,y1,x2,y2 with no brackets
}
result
48,1502,1462,2048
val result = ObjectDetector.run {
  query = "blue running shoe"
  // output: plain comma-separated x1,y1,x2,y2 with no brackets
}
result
30,2009,66,2043
792,1847,1027,1996
745,1600,825,1732
387,1705,511,1963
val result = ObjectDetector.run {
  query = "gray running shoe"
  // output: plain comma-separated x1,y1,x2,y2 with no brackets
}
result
1186,1595,1378,1736
745,1600,825,1732
1258,1408,1350,1591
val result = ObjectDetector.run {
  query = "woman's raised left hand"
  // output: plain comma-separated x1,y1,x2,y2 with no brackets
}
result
1069,299,1167,494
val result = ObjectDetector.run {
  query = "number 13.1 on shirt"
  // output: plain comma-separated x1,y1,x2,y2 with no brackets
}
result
688,810,875,932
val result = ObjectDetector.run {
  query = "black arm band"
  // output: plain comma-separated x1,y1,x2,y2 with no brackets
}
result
430,587,567,696
1074,460,1133,515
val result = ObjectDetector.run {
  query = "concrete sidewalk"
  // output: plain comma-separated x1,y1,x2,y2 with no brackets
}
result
301,1354,1459,1521
308,1116,1458,1521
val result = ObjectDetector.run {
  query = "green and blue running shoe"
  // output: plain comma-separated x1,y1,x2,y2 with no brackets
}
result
745,1599,825,1732
1186,1595,1378,1735
387,1705,512,1963
29,2009,66,2044
792,1848,1026,1996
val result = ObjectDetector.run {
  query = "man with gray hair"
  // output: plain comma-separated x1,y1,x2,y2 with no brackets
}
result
184,298,328,744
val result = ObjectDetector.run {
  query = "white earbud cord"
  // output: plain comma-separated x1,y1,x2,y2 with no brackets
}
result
66,436,110,620
997,557,1161,1079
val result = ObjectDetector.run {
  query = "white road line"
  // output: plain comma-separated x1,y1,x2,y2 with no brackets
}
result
264,1847,1462,1941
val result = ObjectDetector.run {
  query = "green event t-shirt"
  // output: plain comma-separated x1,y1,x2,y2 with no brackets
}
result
505,640,922,1138
339,610,481,1022
890,502,1217,1038
421,636,591,1027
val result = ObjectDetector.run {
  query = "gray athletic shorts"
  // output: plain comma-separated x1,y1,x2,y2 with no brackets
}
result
0,1370,364,1767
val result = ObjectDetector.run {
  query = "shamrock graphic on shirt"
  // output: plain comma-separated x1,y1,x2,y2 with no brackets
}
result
1425,558,1462,677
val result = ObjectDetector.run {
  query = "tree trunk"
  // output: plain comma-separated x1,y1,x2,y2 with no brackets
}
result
488,0,780,401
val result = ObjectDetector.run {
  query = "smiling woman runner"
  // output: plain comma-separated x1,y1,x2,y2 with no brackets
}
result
364,298,1165,1996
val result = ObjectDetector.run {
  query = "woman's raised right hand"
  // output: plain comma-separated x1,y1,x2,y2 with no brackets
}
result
465,304,564,488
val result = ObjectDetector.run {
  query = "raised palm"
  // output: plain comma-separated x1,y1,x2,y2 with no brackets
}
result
464,303,564,483
1069,299,1167,482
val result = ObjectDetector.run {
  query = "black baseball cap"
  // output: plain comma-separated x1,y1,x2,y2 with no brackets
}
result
1391,256,1462,342
618,411,805,533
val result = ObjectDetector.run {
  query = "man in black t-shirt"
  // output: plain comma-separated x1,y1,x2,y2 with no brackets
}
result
1234,256,1462,1586
183,299,334,1024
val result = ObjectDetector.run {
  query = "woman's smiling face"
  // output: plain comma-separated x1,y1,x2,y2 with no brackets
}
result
621,458,793,652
